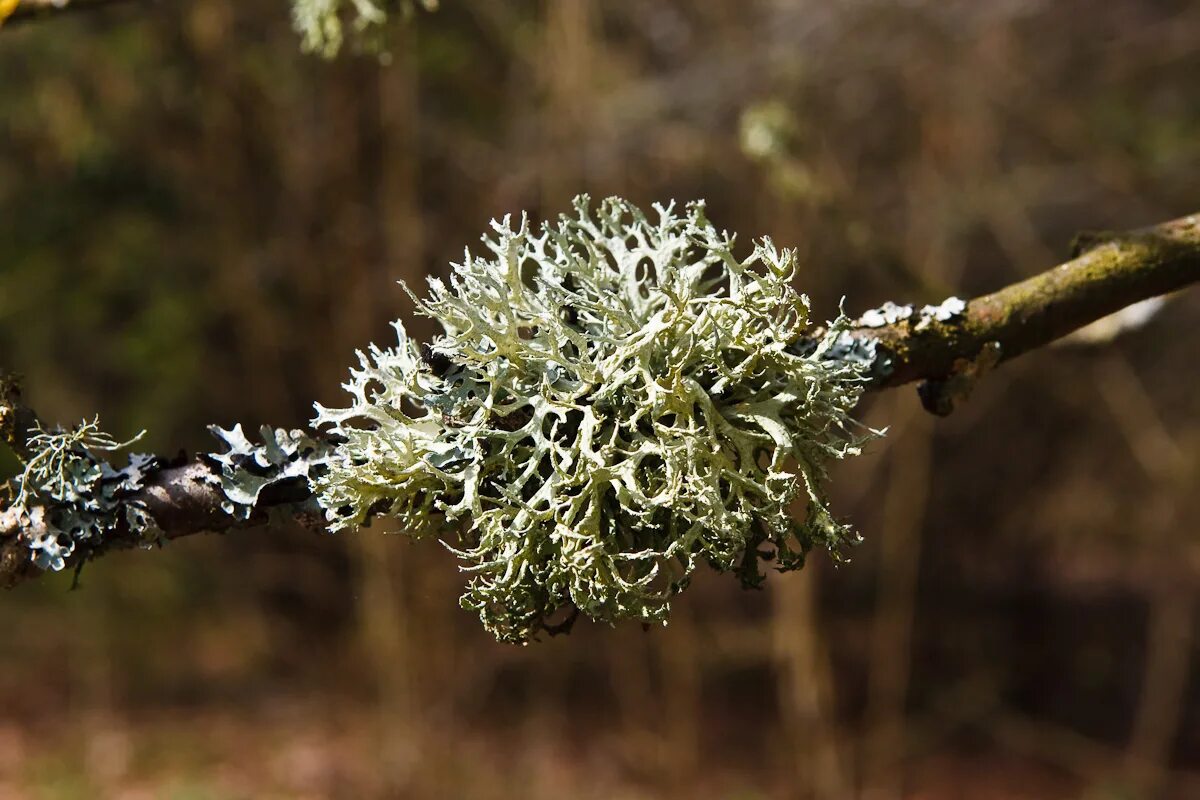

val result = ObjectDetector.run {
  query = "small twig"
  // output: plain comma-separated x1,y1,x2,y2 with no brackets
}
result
541,605,581,637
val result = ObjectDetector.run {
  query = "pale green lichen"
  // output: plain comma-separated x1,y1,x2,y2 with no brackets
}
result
291,0,437,58
8,418,160,572
313,195,879,642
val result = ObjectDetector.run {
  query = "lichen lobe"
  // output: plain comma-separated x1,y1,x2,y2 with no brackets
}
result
6,419,160,572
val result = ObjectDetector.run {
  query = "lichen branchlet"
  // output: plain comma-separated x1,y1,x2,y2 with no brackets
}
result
7,418,160,572
291,0,437,58
313,195,880,643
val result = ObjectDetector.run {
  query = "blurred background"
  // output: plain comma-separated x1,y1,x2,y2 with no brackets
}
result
1,0,1199,797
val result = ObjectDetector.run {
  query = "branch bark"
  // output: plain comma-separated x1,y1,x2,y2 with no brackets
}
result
1,211,1198,587
0,454,325,587
857,213,1200,388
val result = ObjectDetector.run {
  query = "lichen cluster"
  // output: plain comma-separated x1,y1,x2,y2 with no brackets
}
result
314,195,878,642
291,0,437,58
7,418,160,572
3,420,334,576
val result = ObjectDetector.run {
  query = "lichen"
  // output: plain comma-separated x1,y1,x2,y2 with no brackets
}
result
858,301,914,328
202,424,333,519
6,418,160,572
313,195,880,643
913,296,967,331
822,331,893,382
857,296,966,331
291,0,437,58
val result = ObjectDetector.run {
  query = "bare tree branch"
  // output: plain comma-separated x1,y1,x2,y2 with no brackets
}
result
2,211,1197,588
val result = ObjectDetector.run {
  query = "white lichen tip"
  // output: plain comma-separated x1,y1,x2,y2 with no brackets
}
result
312,195,879,642
291,0,436,57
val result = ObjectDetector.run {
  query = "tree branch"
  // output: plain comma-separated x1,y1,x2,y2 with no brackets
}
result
2,211,1197,587
855,213,1200,391
1,374,42,462
0,449,326,588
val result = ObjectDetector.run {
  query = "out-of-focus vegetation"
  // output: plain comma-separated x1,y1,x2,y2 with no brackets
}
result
1,1,1198,797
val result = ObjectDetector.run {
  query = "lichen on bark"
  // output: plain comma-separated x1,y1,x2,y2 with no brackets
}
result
313,195,880,642
3,417,160,572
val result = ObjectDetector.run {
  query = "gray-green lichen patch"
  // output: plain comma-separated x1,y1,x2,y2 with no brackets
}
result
849,296,969,381
913,296,966,331
819,331,894,382
313,194,881,643
857,301,914,328
291,0,437,58
857,296,966,331
6,418,160,572
203,425,332,519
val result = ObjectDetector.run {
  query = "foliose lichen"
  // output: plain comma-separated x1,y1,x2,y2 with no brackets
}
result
202,424,333,519
913,296,966,331
857,296,966,332
810,329,892,382
312,195,880,643
857,301,915,328
7,418,160,572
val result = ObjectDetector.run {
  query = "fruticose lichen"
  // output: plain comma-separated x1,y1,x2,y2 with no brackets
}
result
7,418,160,572
291,0,437,58
313,195,880,643
203,424,333,519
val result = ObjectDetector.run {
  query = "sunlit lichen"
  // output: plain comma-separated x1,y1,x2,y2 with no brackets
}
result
7,418,159,572
858,301,915,328
857,296,967,332
291,0,437,58
313,195,880,642
202,424,333,519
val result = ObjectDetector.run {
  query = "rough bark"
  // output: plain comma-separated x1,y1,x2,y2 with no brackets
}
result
2,211,1198,587
860,213,1200,389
